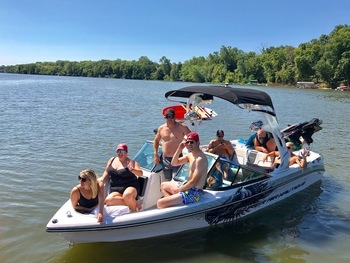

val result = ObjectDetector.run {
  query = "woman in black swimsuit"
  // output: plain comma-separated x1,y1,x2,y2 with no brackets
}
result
100,143,143,212
70,168,104,222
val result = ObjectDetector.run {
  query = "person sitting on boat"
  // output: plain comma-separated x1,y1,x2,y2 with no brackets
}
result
70,168,104,222
254,128,276,153
207,130,235,159
157,132,208,208
262,142,309,168
153,108,191,181
207,129,235,180
100,143,143,212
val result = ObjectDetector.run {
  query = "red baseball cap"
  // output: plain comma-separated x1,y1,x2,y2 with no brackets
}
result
116,143,128,152
185,132,199,142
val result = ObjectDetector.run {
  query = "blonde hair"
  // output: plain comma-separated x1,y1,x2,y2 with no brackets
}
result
80,168,99,198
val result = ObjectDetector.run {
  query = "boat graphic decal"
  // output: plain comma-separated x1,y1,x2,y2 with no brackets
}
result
205,180,306,225
205,181,272,224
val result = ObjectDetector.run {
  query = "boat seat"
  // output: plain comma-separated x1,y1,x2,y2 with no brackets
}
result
103,176,149,198
247,150,274,168
137,176,148,197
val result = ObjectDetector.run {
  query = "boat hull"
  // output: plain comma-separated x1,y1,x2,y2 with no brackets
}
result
47,166,323,243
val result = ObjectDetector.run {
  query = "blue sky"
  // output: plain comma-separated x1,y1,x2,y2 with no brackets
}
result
1,0,349,66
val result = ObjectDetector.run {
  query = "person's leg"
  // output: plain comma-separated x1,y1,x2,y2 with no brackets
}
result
104,192,124,206
123,187,138,212
162,156,173,181
157,193,183,208
160,180,178,197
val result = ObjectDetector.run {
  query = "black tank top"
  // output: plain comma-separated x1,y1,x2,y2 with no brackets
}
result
108,158,138,188
77,188,98,208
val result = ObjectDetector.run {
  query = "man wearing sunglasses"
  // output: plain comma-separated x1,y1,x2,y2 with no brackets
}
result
154,108,191,181
207,130,235,160
157,132,208,208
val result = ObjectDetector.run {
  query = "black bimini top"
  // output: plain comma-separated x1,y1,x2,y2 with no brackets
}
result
165,85,275,111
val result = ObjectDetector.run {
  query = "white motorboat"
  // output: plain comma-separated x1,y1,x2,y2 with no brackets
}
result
46,85,325,244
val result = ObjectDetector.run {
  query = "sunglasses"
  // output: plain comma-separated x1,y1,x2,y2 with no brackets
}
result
287,146,293,149
164,114,175,119
217,135,223,138
78,176,88,182
185,140,195,145
116,149,126,154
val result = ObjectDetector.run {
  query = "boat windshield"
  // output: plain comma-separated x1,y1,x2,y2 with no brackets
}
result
134,141,162,172
174,154,217,182
205,157,270,190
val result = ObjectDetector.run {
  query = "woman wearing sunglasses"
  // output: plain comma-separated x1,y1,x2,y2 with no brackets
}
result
100,143,143,212
70,168,104,222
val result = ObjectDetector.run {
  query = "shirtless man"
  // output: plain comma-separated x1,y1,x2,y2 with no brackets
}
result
207,130,234,159
157,132,208,208
154,108,191,180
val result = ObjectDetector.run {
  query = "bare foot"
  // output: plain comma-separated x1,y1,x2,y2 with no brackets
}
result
136,202,142,211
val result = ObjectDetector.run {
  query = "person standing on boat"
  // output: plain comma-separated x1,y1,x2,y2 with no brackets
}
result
157,132,208,208
70,168,104,222
100,143,143,212
153,108,191,181
254,128,276,153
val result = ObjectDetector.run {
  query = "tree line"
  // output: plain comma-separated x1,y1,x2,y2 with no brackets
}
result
1,24,349,89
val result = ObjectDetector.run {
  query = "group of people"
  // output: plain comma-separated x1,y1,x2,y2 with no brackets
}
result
70,143,144,223
253,128,309,168
70,108,309,222
70,108,209,222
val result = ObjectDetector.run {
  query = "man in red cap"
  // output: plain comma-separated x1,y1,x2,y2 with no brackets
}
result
157,132,208,208
153,108,191,181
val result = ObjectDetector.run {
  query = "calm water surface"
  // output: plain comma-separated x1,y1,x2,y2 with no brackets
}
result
0,74,349,263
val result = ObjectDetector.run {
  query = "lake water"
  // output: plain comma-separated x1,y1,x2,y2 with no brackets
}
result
0,73,349,263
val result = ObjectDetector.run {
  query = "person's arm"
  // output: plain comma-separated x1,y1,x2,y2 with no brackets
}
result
254,138,268,153
182,124,191,135
224,141,235,158
266,138,277,153
97,181,104,223
207,140,216,153
171,141,188,166
128,159,143,177
299,149,308,168
153,127,161,164
262,151,278,162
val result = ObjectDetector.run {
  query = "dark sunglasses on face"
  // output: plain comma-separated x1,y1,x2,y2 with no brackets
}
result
185,140,195,145
287,146,292,149
78,176,88,182
164,114,175,119
116,150,126,154
217,135,223,138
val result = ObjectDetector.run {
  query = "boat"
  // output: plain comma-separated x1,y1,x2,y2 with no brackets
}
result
297,81,315,89
162,104,218,122
336,85,350,91
46,85,325,244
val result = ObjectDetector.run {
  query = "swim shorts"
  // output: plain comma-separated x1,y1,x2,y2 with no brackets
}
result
180,188,204,204
162,155,181,180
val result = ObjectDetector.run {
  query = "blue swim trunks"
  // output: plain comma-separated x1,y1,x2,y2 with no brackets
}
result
180,188,204,204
